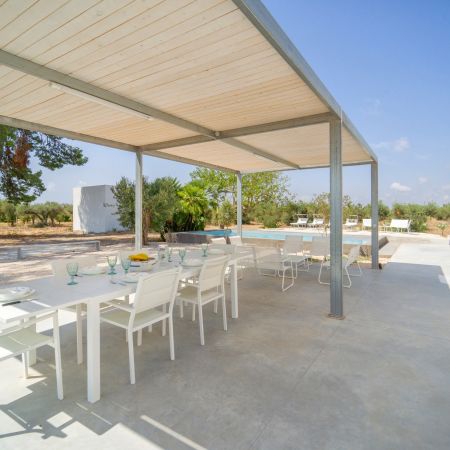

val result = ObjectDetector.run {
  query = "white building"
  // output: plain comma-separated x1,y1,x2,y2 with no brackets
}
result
73,185,125,233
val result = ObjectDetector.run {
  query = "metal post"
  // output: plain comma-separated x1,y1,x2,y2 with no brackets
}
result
329,118,343,318
236,173,243,237
371,162,379,269
135,152,143,251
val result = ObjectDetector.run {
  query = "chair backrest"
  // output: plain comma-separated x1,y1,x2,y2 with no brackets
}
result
345,215,358,225
312,215,324,225
228,235,243,246
283,235,304,255
50,255,97,278
345,245,360,268
133,267,181,314
199,255,229,292
210,237,227,244
362,218,371,227
296,214,308,224
390,219,410,229
310,238,330,258
255,246,281,262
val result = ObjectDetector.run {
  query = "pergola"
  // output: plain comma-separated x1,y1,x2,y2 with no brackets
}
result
0,0,378,318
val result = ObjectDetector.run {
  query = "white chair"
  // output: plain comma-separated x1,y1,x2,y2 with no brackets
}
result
290,214,308,227
318,245,362,288
177,256,229,346
282,235,309,277
0,312,63,399
344,215,358,230
254,247,294,291
51,255,97,364
310,237,330,262
210,237,227,244
362,218,372,230
228,235,243,245
309,215,325,229
100,267,181,384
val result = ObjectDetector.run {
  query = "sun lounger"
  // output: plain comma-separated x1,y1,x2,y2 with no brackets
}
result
309,215,325,229
362,218,371,230
290,214,308,227
382,219,411,232
344,215,358,229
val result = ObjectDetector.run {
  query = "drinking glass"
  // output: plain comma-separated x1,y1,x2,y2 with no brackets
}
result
121,257,131,275
158,247,165,261
107,255,117,275
167,248,173,262
201,243,208,257
178,248,186,263
66,262,79,285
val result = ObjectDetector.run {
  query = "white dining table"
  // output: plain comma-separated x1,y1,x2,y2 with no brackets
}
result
0,248,251,403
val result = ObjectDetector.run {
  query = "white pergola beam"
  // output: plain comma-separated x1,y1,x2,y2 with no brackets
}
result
135,152,143,251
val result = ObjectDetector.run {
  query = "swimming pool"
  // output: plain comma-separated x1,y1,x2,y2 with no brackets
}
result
192,229,368,245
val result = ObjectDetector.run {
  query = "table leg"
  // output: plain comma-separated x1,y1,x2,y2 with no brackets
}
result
26,319,37,366
87,301,101,403
230,263,239,319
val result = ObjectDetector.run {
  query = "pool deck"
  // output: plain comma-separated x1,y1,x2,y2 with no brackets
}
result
1,236,450,449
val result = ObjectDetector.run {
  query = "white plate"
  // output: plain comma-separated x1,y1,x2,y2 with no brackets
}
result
0,287,35,302
120,273,145,283
182,258,204,268
80,265,106,276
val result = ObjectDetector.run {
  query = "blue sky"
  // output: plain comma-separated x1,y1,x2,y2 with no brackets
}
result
33,0,450,206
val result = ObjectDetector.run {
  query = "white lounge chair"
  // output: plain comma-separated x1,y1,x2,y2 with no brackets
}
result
290,214,308,227
0,312,63,399
382,219,411,232
309,215,325,229
282,235,309,277
254,247,294,291
318,245,362,288
101,267,181,384
344,215,358,230
362,218,372,230
178,256,229,346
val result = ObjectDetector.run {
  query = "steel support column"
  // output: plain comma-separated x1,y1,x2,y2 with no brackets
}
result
371,162,379,269
329,119,344,318
237,173,243,237
135,152,143,251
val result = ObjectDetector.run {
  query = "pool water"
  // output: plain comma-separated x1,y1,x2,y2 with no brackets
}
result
192,229,368,245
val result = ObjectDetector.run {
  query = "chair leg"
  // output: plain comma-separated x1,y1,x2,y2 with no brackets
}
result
197,302,205,346
162,304,166,336
221,293,227,331
213,299,218,314
192,304,196,322
137,329,142,346
53,314,64,400
76,304,83,365
127,331,135,384
168,316,175,360
344,267,352,288
22,352,29,379
179,300,184,318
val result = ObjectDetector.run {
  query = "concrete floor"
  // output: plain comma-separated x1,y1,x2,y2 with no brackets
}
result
1,240,450,449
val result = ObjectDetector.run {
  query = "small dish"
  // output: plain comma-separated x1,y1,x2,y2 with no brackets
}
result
0,287,35,302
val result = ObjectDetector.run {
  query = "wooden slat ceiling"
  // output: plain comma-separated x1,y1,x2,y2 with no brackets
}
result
0,0,376,173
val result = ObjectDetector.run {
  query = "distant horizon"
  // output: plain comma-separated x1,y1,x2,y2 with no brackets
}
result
22,0,450,207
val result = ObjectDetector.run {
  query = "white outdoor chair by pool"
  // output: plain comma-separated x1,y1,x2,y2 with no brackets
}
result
318,245,362,288
282,235,309,277
290,214,308,227
255,247,294,291
309,215,325,229
100,267,181,384
382,219,411,232
362,218,372,230
177,255,229,346
51,255,97,365
0,311,63,399
344,215,359,230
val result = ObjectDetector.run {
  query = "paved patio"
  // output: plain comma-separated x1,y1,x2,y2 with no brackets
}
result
1,240,449,449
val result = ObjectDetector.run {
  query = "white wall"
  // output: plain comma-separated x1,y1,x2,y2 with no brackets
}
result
73,185,125,233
